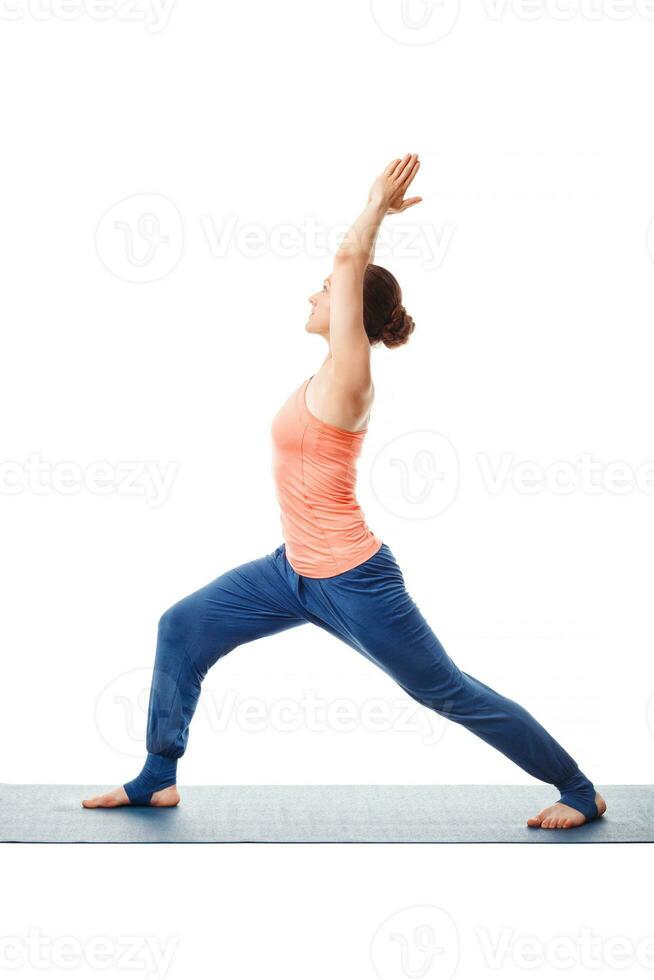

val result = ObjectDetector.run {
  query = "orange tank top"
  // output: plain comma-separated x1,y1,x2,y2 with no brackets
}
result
270,377,382,578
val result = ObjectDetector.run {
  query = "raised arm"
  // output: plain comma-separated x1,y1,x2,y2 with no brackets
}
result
328,154,422,396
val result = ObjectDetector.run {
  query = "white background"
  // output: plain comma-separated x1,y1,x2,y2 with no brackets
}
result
2,0,653,977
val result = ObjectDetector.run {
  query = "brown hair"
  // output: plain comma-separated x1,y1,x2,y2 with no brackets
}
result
363,264,415,349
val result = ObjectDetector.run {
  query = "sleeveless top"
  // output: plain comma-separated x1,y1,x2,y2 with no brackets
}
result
270,376,382,578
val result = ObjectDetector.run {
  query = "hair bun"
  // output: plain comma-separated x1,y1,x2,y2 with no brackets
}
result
362,264,416,351
382,304,415,349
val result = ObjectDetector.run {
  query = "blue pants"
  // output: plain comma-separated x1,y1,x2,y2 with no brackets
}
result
124,542,598,818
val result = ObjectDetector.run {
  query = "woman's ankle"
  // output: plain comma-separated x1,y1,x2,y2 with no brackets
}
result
123,752,178,804
557,769,597,819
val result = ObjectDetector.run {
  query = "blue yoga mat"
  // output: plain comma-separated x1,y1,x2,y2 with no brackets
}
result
0,784,650,844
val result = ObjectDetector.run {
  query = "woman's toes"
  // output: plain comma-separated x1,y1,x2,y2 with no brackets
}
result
81,787,129,808
81,794,103,808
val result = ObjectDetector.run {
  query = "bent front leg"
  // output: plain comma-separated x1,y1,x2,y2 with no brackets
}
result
124,551,306,803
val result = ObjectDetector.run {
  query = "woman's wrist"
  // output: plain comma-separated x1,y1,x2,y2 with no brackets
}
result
366,197,388,217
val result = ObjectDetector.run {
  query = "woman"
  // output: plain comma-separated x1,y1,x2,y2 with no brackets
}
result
83,155,605,829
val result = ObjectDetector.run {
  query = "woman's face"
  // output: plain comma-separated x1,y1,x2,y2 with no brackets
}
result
305,275,331,337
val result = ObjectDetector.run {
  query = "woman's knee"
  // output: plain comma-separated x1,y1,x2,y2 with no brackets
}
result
157,594,228,675
157,597,197,648
400,658,467,712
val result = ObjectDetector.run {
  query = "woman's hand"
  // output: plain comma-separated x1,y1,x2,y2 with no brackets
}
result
333,154,422,268
368,154,422,214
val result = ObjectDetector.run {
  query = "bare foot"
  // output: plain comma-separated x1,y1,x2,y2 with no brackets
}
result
527,791,606,829
81,785,180,808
